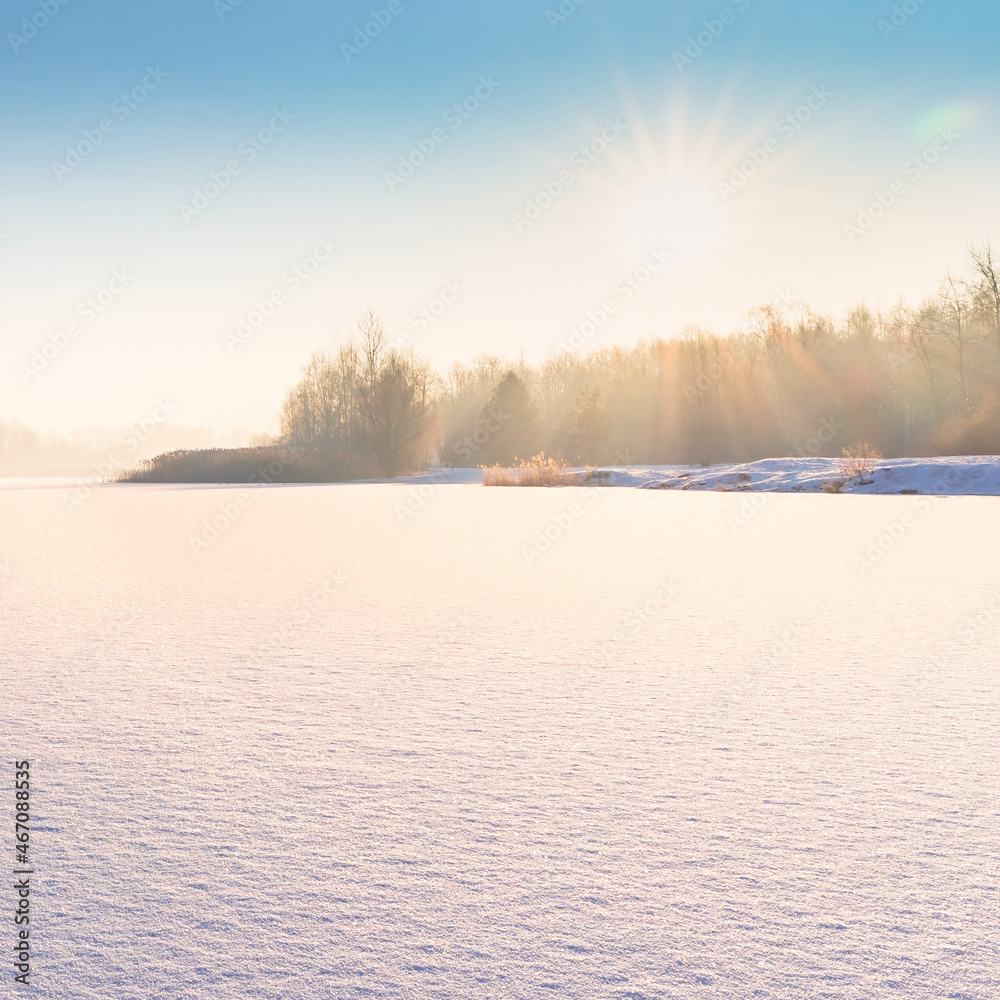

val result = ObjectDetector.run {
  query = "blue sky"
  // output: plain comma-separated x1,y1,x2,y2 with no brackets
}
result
2,0,999,431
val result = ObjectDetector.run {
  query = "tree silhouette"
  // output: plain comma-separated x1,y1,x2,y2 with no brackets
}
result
562,386,610,465
475,371,542,465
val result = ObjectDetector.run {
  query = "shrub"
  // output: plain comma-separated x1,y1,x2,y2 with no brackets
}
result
839,439,882,480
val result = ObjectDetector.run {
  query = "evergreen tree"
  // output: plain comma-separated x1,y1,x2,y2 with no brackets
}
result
563,386,610,464
475,372,542,465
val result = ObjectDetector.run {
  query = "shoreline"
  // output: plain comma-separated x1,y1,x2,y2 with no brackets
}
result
3,455,1000,496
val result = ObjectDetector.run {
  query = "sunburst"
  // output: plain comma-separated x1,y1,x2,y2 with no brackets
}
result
613,173,725,268
567,89,745,276
572,86,796,276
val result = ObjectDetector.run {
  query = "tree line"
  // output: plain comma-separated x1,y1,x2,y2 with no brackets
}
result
278,244,1000,476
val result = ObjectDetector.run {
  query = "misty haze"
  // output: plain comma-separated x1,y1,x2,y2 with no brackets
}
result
2,2,998,999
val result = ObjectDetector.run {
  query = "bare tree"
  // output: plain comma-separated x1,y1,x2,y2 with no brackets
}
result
936,274,972,417
280,314,436,476
278,246,1000,473
280,345,364,452
355,312,438,477
969,241,1000,364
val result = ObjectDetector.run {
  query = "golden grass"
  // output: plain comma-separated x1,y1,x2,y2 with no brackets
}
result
480,454,581,487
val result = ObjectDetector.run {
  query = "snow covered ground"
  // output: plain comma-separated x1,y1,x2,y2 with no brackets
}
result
3,484,998,998
395,455,1000,495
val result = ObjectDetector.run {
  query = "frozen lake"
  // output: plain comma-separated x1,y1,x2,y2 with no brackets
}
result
2,483,998,999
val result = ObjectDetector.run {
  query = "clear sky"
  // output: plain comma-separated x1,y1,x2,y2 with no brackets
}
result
2,0,998,432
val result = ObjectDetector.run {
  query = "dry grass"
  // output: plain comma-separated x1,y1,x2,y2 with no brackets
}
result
481,454,581,487
117,445,375,484
839,439,883,481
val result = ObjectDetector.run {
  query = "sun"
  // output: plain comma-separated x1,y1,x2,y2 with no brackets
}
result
613,174,725,269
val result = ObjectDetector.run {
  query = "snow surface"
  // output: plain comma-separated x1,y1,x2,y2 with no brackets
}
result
394,455,1000,495
2,484,998,998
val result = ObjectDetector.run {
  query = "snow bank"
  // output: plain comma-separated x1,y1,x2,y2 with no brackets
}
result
396,456,1000,495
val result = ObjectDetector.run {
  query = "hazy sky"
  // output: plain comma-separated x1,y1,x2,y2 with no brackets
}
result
2,0,998,432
